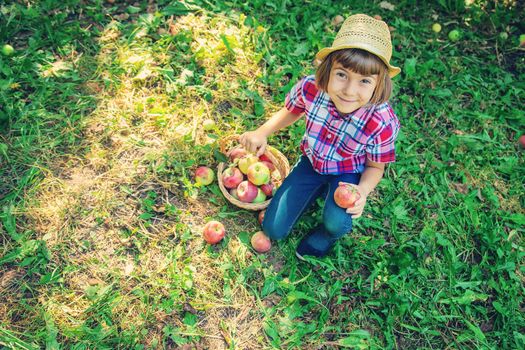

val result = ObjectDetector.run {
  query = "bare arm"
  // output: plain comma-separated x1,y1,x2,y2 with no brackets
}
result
343,158,385,218
358,158,385,196
240,107,302,155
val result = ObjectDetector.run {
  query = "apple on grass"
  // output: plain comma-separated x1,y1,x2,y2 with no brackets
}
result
203,220,225,244
334,184,361,208
1,44,14,56
229,147,247,162
247,162,270,186
194,166,214,186
251,231,271,253
222,167,244,189
238,155,259,174
237,181,258,203
519,134,525,148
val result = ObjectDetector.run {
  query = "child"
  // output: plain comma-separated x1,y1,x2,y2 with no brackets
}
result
240,14,401,259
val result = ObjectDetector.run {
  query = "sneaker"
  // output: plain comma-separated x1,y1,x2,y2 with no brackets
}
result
295,250,306,261
296,229,335,259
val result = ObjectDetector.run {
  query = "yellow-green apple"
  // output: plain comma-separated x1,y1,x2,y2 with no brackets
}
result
194,166,214,186
203,220,225,244
252,188,267,203
229,147,247,162
334,184,361,208
258,209,266,225
238,155,259,174
1,44,14,56
251,231,271,253
260,182,274,197
222,167,243,189
237,180,258,202
247,162,270,186
203,118,216,131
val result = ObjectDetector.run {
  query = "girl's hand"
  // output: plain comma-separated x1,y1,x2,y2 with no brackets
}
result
338,182,367,219
239,130,268,156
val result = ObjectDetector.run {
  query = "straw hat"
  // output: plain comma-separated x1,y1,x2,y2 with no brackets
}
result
316,14,401,78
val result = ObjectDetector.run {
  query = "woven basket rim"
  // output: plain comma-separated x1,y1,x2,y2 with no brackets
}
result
217,138,289,211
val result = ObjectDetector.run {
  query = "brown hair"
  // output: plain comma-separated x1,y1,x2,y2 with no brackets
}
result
315,49,392,105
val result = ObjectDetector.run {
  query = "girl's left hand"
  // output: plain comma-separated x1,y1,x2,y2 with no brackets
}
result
338,182,367,219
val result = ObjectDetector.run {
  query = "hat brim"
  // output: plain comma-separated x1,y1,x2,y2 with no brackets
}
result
316,45,401,78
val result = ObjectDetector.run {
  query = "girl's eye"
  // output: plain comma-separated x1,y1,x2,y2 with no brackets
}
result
336,71,346,79
361,79,371,84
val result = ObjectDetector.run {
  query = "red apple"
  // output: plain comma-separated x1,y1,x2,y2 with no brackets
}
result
251,231,271,253
261,160,275,172
334,184,361,208
238,155,259,174
247,162,270,186
194,166,214,186
259,154,273,163
222,167,244,189
252,188,267,203
260,182,274,197
237,181,258,202
203,220,225,244
229,147,247,162
258,210,265,225
519,134,525,148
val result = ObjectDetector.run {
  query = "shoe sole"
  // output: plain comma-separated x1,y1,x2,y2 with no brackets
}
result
295,251,306,261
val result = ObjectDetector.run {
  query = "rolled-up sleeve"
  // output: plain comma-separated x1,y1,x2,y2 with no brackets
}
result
366,119,400,163
285,76,319,115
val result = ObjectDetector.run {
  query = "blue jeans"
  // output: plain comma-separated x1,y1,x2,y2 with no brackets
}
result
262,155,361,257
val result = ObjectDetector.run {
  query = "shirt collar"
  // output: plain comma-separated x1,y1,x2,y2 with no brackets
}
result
326,97,371,121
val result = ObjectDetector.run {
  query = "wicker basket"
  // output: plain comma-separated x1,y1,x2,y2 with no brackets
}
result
217,135,290,211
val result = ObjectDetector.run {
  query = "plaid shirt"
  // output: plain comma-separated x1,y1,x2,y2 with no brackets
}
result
285,75,400,174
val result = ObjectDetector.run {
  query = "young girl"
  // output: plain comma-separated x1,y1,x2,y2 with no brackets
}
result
240,14,401,259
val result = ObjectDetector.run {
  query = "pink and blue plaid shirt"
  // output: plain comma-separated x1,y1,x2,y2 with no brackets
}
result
285,75,400,174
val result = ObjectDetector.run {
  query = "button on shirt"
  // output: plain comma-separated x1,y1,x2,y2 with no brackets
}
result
285,75,400,174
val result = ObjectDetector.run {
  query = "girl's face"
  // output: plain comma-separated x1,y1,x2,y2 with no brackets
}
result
326,62,378,114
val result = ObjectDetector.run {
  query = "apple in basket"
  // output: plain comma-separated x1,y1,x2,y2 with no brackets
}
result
237,181,258,202
260,182,274,197
247,162,270,186
203,220,226,244
259,153,272,163
252,188,267,203
334,183,361,208
238,155,259,174
229,147,247,162
251,231,271,253
222,167,244,189
194,166,214,186
229,188,239,200
260,160,275,171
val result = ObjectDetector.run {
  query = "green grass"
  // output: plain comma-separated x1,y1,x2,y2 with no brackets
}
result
1,0,524,349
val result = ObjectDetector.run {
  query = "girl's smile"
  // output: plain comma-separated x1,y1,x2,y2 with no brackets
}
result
327,63,378,114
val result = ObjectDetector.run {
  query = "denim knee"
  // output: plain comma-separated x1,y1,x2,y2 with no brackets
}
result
323,215,352,239
262,216,288,240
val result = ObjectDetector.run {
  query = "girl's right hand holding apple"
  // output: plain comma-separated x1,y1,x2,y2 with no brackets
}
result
240,130,267,156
